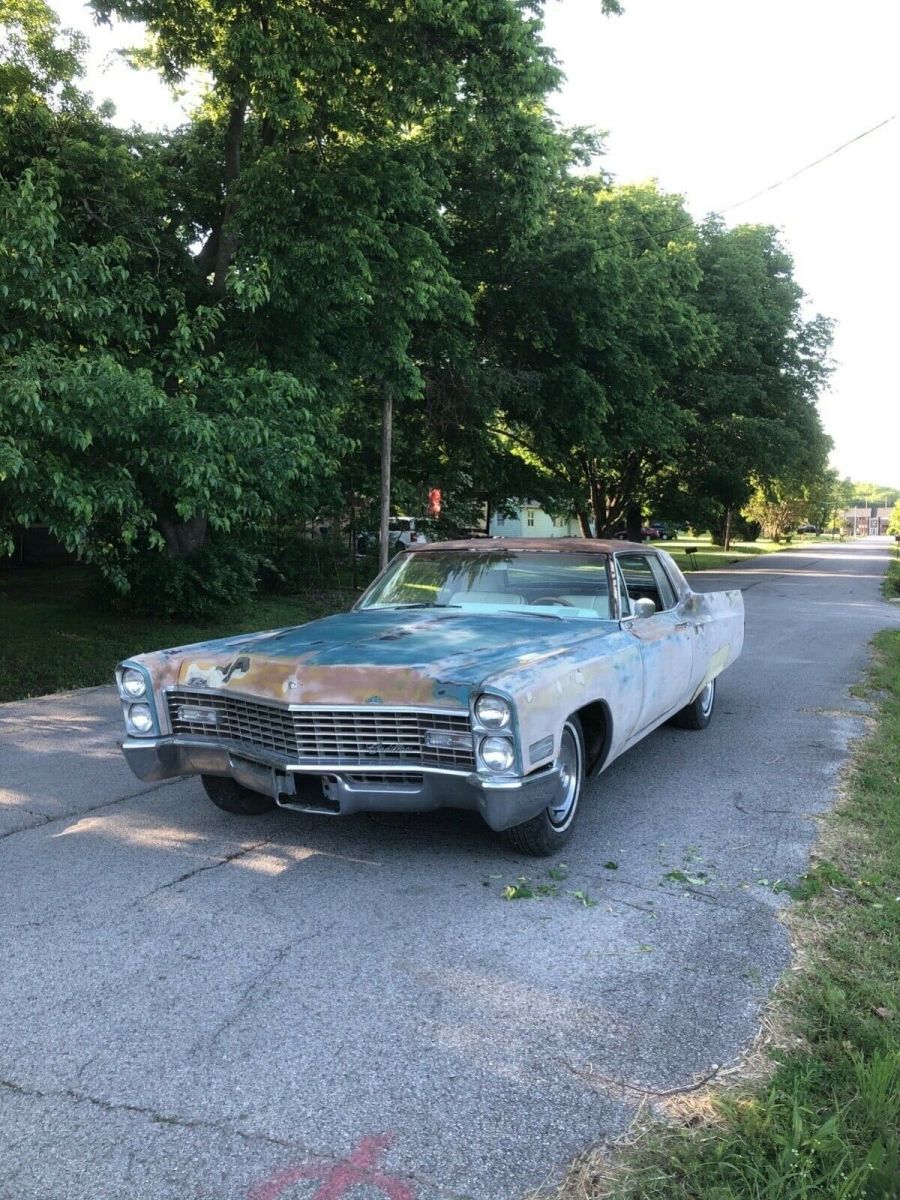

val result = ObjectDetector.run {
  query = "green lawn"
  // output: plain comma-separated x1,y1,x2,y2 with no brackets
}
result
649,534,790,573
552,629,900,1200
0,565,359,703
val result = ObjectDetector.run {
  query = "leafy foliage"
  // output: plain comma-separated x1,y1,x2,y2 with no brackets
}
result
1,0,837,613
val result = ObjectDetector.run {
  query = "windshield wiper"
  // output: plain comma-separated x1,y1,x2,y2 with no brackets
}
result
377,602,462,609
499,608,564,619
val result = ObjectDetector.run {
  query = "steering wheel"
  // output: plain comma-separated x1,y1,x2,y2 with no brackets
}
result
531,596,574,606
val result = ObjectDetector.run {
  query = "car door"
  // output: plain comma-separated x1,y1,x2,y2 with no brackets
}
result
615,552,694,730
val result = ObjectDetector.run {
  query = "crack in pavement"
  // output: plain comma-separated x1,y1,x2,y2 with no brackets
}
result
197,927,334,1053
561,1057,727,1100
0,1075,477,1200
136,835,278,902
0,777,183,844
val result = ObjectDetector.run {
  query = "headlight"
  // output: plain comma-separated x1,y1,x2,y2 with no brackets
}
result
121,667,146,698
475,694,511,728
127,703,154,735
479,736,515,772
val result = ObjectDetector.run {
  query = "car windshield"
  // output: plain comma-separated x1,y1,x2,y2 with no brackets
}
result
359,550,613,618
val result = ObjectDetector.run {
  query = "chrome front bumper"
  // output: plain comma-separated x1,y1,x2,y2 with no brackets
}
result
121,737,562,832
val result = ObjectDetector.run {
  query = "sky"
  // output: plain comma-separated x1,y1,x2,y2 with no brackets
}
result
53,0,900,489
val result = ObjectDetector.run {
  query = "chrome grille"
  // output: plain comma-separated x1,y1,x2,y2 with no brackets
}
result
166,689,474,769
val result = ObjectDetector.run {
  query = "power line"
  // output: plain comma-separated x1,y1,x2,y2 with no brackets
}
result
717,113,897,216
579,112,898,255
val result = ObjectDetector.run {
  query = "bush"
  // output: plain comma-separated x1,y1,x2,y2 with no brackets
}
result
118,540,265,620
257,527,358,594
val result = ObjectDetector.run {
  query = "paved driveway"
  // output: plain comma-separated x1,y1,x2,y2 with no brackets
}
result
1,540,898,1200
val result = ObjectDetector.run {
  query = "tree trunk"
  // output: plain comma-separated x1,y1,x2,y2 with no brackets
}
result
212,100,247,297
378,385,393,573
625,502,642,542
159,513,208,558
589,477,605,538
484,497,492,535
577,508,592,538
723,506,733,552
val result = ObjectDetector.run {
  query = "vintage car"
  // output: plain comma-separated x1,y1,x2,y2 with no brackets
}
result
116,539,744,855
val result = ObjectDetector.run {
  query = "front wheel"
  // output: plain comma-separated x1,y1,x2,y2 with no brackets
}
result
201,775,276,815
671,678,716,730
505,718,584,857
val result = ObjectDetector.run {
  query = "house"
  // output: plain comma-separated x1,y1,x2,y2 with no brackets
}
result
841,506,893,536
488,502,582,539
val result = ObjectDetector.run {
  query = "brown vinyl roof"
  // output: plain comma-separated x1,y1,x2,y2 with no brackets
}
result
407,537,645,554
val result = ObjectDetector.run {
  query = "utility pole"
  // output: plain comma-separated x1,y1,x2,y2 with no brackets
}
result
378,385,393,574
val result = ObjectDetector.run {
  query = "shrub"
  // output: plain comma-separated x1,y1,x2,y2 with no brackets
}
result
257,527,357,594
118,540,265,620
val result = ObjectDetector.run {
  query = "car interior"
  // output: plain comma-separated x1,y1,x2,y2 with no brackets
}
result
446,566,612,618
616,554,678,615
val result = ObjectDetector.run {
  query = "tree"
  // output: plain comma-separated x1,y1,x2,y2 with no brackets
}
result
742,486,806,542
0,2,345,591
887,500,900,537
475,179,712,536
91,0,571,568
667,220,833,547
0,165,344,585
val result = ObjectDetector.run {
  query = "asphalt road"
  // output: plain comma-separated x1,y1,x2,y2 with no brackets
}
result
2,539,898,1200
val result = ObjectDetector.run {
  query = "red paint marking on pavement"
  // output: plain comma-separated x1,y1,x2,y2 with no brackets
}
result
249,1133,415,1200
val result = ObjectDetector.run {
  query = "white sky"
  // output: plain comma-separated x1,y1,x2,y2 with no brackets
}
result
53,0,900,488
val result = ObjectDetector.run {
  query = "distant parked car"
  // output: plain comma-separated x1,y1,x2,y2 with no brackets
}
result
116,538,744,855
647,522,679,540
611,528,654,542
357,517,429,555
796,524,820,535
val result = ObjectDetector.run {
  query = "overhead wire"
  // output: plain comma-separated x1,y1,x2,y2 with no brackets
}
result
716,113,897,216
590,112,897,253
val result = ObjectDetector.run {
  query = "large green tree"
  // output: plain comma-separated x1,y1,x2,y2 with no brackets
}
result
474,178,713,536
664,219,834,545
0,1,345,589
92,0,575,565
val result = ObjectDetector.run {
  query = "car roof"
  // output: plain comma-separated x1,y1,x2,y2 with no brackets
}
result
405,537,647,554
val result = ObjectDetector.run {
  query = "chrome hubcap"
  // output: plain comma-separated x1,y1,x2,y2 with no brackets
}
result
548,727,581,830
699,681,714,715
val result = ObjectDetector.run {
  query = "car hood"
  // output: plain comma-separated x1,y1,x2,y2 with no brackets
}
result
134,608,609,709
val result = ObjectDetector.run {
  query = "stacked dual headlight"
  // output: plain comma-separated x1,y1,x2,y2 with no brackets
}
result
474,694,516,773
117,666,155,735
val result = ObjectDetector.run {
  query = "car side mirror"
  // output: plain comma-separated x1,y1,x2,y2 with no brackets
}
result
633,597,656,619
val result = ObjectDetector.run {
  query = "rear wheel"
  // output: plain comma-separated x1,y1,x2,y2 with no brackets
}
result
505,718,584,857
201,775,276,815
671,678,716,730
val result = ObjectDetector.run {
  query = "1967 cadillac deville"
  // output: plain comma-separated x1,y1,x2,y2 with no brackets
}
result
116,539,743,855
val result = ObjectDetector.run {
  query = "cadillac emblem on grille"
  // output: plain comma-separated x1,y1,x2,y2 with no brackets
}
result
363,743,418,756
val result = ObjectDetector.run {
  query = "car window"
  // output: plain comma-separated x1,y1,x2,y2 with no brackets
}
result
359,550,613,617
616,553,676,614
648,557,677,610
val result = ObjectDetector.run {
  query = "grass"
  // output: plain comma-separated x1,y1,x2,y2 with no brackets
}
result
649,534,792,573
0,565,359,703
548,630,900,1200
883,560,900,600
